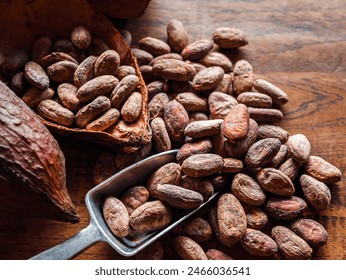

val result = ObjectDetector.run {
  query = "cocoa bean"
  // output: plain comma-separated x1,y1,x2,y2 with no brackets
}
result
254,79,289,105
138,37,171,56
181,39,214,61
121,91,142,122
181,153,224,177
110,74,139,109
152,59,196,82
131,48,154,65
150,117,172,152
240,228,278,257
231,173,266,205
233,60,254,94
39,52,78,69
73,55,96,88
304,155,342,184
173,236,208,260
22,87,55,108
167,19,189,53
247,107,284,123
175,92,208,112
212,27,248,48
237,92,273,108
198,52,233,72
94,50,120,77
116,65,136,81
271,225,313,259
206,249,233,260
31,37,52,63
286,134,311,164
176,139,213,164
179,175,214,201
103,196,129,238
217,193,247,246
208,91,238,119
221,103,249,143
257,124,289,143
278,158,300,181
85,108,120,131
37,99,74,126
265,196,308,220
24,61,50,89
192,66,224,91
256,168,295,196
242,204,269,230
57,83,80,111
121,186,149,215
300,174,331,211
222,158,244,173
290,218,328,248
71,25,92,50
184,119,223,138
245,138,281,168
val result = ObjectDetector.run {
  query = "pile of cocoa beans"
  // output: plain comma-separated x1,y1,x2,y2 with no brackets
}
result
99,19,342,260
1,25,142,131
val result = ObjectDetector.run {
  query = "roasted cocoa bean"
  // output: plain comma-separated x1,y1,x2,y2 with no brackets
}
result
245,138,281,168
212,27,248,48
181,153,224,177
37,99,74,126
286,134,311,164
103,196,129,238
254,79,289,105
265,196,308,220
150,117,172,152
304,155,342,184
192,66,224,91
256,168,295,196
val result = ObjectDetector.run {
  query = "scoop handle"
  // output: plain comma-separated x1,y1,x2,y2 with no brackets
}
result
29,221,104,260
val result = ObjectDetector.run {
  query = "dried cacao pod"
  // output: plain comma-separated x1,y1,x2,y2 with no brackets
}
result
0,81,79,223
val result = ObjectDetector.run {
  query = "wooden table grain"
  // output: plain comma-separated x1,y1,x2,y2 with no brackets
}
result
0,0,345,260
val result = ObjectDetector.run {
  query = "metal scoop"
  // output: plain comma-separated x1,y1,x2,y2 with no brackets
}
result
30,149,219,260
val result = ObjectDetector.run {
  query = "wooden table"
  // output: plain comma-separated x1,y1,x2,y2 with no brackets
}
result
0,0,345,260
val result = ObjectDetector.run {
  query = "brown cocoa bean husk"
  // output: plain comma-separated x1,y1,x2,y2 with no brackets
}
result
233,59,254,94
150,117,172,152
181,153,224,177
225,118,258,158
167,19,189,53
271,225,313,259
175,92,208,112
57,83,80,111
138,37,171,56
265,196,308,220
217,193,247,246
237,91,273,108
71,25,92,50
129,200,173,233
103,196,129,238
179,175,214,201
290,218,328,248
184,119,223,138
256,167,295,196
221,103,249,143
94,50,120,77
181,39,214,61
240,228,278,257
245,138,281,168
164,99,190,142
152,59,196,82
173,236,208,260
257,124,289,143
304,155,342,184
247,107,284,123
152,184,204,209
254,78,289,105
0,81,79,223
110,74,139,109
231,173,266,205
300,174,331,211
24,61,50,89
192,66,224,91
286,134,311,164
198,52,233,72
75,95,111,128
208,91,238,119
22,87,55,108
212,27,248,48
37,99,75,126
176,139,213,164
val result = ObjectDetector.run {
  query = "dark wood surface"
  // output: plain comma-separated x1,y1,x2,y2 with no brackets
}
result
0,0,345,260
